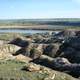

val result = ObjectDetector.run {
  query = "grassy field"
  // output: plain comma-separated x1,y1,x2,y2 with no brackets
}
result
0,59,77,80
0,60,46,80
0,33,23,41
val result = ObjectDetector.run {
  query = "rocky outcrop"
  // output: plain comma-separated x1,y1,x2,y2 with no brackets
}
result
0,44,20,55
5,32,80,79
54,30,76,38
31,55,80,78
30,48,43,59
8,37,62,59
21,61,78,80
12,43,43,59
57,37,80,63
0,44,20,60
43,44,60,58
8,37,31,48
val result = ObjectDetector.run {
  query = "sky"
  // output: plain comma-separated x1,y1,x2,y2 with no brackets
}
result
0,0,80,19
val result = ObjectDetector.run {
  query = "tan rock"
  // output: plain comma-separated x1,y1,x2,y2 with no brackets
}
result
15,54,32,63
28,63,41,72
0,53,15,60
0,44,20,55
24,63,41,72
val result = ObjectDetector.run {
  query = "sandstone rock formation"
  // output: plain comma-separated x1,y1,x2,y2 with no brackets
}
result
0,44,20,55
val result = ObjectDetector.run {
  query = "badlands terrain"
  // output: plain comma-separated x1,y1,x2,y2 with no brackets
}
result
0,29,79,80
0,19,80,80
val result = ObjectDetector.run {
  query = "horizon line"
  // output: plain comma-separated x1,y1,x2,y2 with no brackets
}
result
0,18,80,20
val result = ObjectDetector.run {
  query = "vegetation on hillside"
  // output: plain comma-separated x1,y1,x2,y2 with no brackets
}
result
0,18,80,27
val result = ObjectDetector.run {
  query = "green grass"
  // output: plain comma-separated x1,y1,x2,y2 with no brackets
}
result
0,59,77,80
0,60,48,80
0,33,22,41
